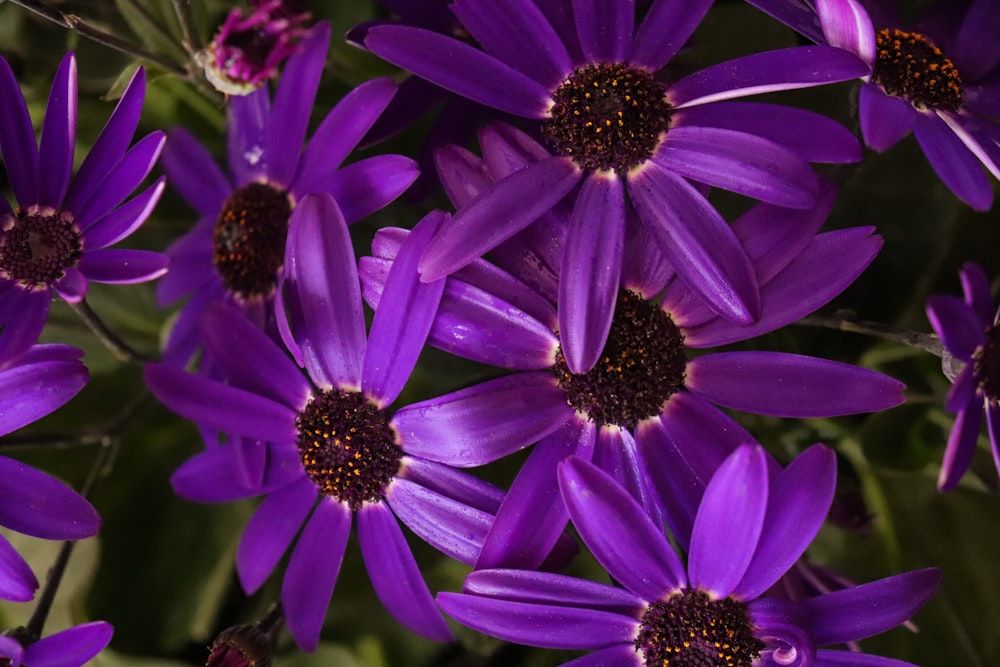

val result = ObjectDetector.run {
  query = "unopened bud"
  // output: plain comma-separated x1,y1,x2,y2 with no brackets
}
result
206,624,272,667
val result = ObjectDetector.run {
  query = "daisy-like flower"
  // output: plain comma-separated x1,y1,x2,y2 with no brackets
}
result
1,344,97,602
0,53,168,365
747,0,1000,210
439,446,940,667
146,195,511,651
363,0,867,333
361,129,903,568
926,262,1000,491
0,621,113,667
159,21,418,364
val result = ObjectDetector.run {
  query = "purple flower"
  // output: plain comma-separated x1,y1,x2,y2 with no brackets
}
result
926,262,1000,491
146,194,511,651
0,53,167,365
361,160,903,569
158,22,418,365
439,446,939,667
0,621,113,667
747,0,1000,210
363,0,867,327
0,344,98,602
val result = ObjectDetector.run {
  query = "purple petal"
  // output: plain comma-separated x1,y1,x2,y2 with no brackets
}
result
816,0,877,65
451,0,572,90
938,402,983,492
592,427,665,529
926,294,983,360
0,55,40,206
559,457,686,600
227,87,271,185
436,143,493,209
669,46,868,107
325,158,417,227
0,287,50,366
573,0,633,63
812,649,925,667
282,497,352,652
954,0,1000,80
806,569,940,644
476,419,596,570
959,261,994,327
78,249,168,284
945,362,976,414
82,177,165,244
418,157,581,281
74,131,166,228
53,267,88,304
393,372,574,466
0,454,100,540
267,22,330,186
859,83,917,151
463,568,644,615
399,456,504,514
0,345,87,435
364,25,552,117
0,531,37,602
914,113,992,211
560,173,625,374
627,161,759,323
170,444,304,503
988,403,1000,479
358,503,453,641
0,637,23,664
688,444,769,598
37,54,77,207
386,478,493,564
363,211,446,405
561,644,643,667
734,444,837,600
159,128,231,217
686,352,905,417
24,621,114,667
630,0,714,71
282,193,366,388
437,592,638,650
657,126,819,208
480,120,554,180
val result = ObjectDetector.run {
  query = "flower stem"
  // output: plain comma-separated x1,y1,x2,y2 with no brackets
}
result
796,311,945,357
69,298,156,365
170,0,202,54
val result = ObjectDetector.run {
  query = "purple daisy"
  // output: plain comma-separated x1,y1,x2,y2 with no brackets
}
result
1,344,98,602
0,53,168,365
145,194,510,651
438,445,940,667
158,21,418,364
0,621,113,667
926,261,1000,491
360,136,903,569
363,0,867,332
747,0,1000,210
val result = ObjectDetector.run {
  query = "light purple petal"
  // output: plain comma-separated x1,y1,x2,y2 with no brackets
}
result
686,352,905,417
37,54,77,207
0,55,40,206
386,478,493,564
560,172,624,374
573,0,633,63
282,193,366,389
358,503,453,641
74,131,166,228
688,444,768,598
24,621,114,667
926,294,983,360
463,568,644,615
0,345,87,435
628,161,759,323
227,87,271,185
859,83,917,151
592,426,664,529
82,177,165,244
418,157,581,281
364,25,552,117
78,249,168,284
170,444,304,503
816,0,877,65
53,267,88,304
559,457,686,600
0,637,23,664
159,128,231,217
282,497,352,652
393,372,574,466
0,531,37,602
326,154,421,224
399,456,504,514
630,0,714,71
0,454,100,540
914,113,993,211
938,403,983,492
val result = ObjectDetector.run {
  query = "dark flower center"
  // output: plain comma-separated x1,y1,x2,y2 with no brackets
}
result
636,589,764,667
974,323,1000,403
0,658,10,667
295,388,401,510
0,207,82,288
872,28,964,112
206,624,272,667
542,63,672,173
212,182,292,301
553,290,686,429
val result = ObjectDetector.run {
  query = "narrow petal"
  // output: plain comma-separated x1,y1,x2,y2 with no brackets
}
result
573,0,633,63
959,261,994,327
562,643,643,667
914,113,992,211
0,455,101,540
393,372,574,466
463,569,644,615
282,497,352,652
82,177,165,244
812,649,924,666
227,87,271,185
387,478,493,564
0,532,37,601
358,503,453,641
0,55,40,206
954,0,1000,80
0,637,23,664
328,153,420,225
944,362,976,414
559,457,686,600
364,25,552,117
24,621,114,667
78,249,168,284
806,569,940,644
418,157,581,281
158,128,231,217
169,444,304,502
0,345,87,435
628,161,759,323
688,445,768,598
0,288,50,367
592,427,664,529
74,132,166,228
686,352,906,417
987,403,1000,480
859,83,917,151
282,193,366,388
560,172,624,374
938,403,983,492
436,143,493,209
399,456,504,514
37,54,77,206
630,0,714,71
53,267,88,303
926,294,983,360
816,0,877,65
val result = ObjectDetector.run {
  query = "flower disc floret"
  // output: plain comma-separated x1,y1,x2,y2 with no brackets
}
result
212,182,292,300
636,589,763,667
542,63,672,173
0,208,81,287
553,290,686,428
872,28,964,112
974,324,1000,404
295,388,401,509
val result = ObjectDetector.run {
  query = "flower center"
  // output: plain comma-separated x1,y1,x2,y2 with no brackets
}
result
0,658,11,667
552,290,686,428
636,589,764,667
0,207,81,288
542,63,672,173
206,624,271,667
212,182,292,301
295,388,401,510
872,28,964,112
974,323,1000,403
